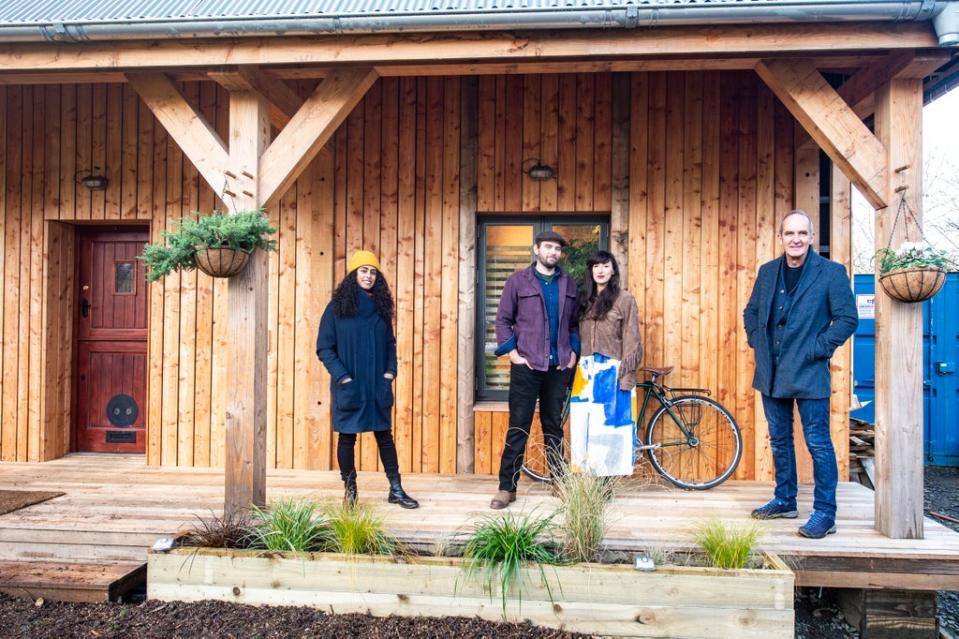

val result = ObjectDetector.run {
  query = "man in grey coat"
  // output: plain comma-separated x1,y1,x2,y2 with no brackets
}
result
743,210,858,538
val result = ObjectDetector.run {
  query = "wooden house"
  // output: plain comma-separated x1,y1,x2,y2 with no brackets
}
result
0,0,957,539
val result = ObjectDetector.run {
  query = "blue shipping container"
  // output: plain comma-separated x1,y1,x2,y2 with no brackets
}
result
852,273,959,467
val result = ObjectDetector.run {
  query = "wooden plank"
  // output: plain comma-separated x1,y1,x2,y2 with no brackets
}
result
160,108,183,467
74,84,92,220
476,76,495,213
681,70,703,447
0,23,935,71
394,77,417,473
58,85,76,221
753,83,777,482
264,197,281,471
275,187,298,469
290,161,316,469
755,59,887,210
440,76,460,475
146,105,168,467
421,77,444,474
644,73,666,369
125,73,229,201
735,74,757,480
90,84,107,220
609,73,630,288
520,75,541,212
557,74,577,212
699,71,721,479
829,163,853,482
473,411,491,475
503,75,523,213
492,75,506,212
411,77,427,474
837,50,951,118
0,86,7,459
592,73,612,212
207,67,304,129
135,85,154,221
539,74,559,212
663,72,684,389
873,79,924,540
19,86,37,462
223,89,270,513
0,560,145,604
628,73,648,330
104,84,123,219
380,77,399,473
120,84,139,219
574,74,595,212
258,68,377,208
457,76,478,474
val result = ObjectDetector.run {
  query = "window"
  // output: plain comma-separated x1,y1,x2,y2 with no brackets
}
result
114,260,136,295
475,216,609,401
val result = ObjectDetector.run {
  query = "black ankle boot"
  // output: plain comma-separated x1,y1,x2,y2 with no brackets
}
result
343,472,358,507
386,475,419,509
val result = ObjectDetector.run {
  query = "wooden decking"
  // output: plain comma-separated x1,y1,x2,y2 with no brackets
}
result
1,454,958,601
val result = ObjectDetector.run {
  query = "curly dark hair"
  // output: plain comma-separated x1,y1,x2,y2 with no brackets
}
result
331,269,394,322
579,250,621,320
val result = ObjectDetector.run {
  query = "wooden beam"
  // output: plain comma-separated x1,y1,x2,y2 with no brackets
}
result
837,50,951,118
223,90,271,517
0,23,935,72
258,68,376,207
208,66,305,129
125,72,230,197
873,78,924,540
755,59,888,210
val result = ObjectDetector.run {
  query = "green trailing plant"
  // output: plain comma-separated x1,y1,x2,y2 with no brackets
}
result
179,509,252,549
875,241,955,274
460,511,559,615
553,470,617,564
559,236,598,284
247,498,329,553
693,519,763,570
140,209,278,282
322,502,398,556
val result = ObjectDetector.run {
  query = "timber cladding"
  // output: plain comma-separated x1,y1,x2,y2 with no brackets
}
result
0,72,851,481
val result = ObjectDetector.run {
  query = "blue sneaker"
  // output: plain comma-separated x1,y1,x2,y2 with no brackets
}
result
798,511,836,539
750,498,799,520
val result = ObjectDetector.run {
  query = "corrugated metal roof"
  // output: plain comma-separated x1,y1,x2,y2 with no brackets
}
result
0,0,780,25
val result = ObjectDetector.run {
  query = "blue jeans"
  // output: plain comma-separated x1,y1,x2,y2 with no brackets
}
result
761,395,837,519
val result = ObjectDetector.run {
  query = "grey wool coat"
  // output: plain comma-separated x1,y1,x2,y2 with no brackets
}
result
743,250,859,399
316,291,397,434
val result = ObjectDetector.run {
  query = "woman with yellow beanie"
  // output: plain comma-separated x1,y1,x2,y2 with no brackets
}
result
316,250,418,509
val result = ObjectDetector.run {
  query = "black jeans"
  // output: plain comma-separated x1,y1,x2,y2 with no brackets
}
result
337,430,400,481
498,364,571,491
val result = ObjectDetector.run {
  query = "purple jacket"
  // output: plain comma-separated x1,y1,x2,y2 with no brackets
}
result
495,265,579,371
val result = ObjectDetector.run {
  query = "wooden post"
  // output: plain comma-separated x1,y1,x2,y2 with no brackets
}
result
873,78,924,539
829,163,853,482
224,91,270,516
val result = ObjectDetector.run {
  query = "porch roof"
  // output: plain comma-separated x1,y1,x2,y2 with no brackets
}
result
0,0,954,46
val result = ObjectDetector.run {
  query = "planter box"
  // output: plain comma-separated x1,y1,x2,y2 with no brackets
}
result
148,548,794,638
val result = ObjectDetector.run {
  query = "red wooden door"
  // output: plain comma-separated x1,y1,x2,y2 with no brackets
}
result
74,229,149,453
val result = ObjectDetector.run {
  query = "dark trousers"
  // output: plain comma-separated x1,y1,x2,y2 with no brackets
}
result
761,395,838,518
498,364,571,491
337,430,400,481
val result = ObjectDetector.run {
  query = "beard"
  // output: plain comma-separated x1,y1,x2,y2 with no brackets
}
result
536,253,559,269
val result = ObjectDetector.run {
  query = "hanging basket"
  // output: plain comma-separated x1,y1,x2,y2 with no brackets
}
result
194,247,252,278
878,266,945,303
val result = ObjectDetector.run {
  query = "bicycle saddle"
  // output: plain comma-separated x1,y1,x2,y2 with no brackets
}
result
641,366,674,377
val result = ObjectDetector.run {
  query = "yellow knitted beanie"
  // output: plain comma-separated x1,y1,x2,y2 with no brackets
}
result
347,250,381,274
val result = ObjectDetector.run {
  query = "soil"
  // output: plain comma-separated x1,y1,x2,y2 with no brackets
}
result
0,595,588,639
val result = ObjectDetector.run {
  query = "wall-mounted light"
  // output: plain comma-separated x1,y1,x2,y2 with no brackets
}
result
77,168,108,191
526,162,556,182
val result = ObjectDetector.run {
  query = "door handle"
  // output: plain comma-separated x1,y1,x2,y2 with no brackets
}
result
80,298,90,318
937,361,955,375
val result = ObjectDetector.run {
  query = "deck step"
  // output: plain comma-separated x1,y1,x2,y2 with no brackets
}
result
0,560,145,603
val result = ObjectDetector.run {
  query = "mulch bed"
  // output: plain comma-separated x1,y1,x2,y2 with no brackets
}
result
0,490,64,516
0,594,589,639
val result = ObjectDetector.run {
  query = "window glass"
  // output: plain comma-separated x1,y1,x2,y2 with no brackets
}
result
115,261,135,294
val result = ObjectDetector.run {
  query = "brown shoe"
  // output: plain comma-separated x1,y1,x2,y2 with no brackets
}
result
490,490,517,510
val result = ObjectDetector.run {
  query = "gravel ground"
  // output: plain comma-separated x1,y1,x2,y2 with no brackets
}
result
794,464,959,639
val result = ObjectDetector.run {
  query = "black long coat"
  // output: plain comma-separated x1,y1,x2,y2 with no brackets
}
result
316,291,397,434
743,250,858,399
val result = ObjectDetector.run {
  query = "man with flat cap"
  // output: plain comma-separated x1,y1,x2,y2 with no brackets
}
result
490,230,580,509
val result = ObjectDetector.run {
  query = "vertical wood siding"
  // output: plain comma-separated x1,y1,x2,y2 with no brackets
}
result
0,73,852,480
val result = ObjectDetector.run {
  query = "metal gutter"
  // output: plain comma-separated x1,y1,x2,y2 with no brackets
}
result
0,1,955,47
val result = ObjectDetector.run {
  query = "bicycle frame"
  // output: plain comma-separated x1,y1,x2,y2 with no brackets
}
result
634,381,710,450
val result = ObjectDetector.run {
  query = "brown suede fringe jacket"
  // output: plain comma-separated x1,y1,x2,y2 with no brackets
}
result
578,290,643,391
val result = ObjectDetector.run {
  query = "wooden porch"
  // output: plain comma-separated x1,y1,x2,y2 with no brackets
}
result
1,454,958,602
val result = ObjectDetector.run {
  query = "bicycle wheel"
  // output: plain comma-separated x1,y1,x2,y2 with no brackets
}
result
644,395,742,490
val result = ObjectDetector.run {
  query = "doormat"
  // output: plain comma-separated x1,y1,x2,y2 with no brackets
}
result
0,490,65,516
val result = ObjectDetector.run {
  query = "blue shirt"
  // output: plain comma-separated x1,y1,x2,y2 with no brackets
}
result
534,268,561,365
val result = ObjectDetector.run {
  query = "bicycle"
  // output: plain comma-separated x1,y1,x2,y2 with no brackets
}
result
520,365,742,490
